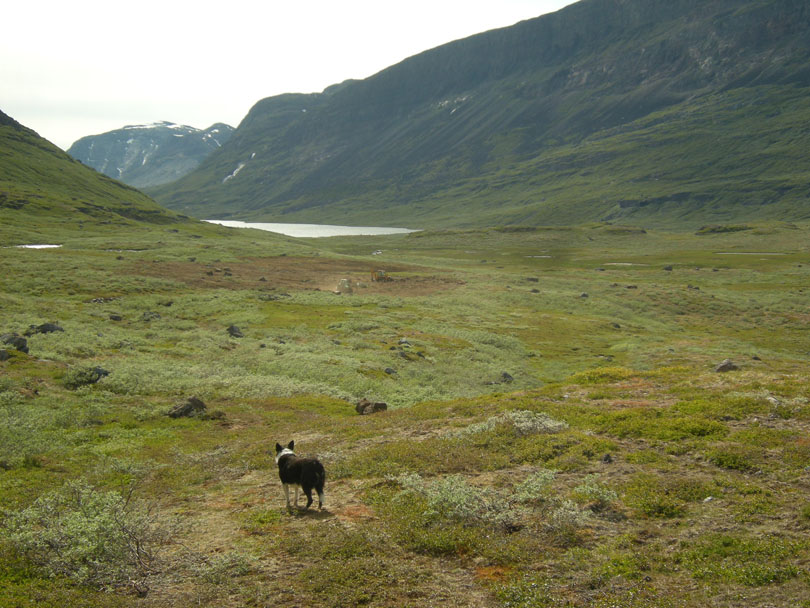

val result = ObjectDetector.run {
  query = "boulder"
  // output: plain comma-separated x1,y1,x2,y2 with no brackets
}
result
1,333,28,354
356,398,388,415
24,322,64,336
168,396,207,418
714,359,739,372
227,325,244,338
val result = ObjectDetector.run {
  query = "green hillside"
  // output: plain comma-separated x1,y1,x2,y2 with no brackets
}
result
151,0,810,228
0,110,189,245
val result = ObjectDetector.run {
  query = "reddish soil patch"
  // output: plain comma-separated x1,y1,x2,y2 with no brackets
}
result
132,256,464,296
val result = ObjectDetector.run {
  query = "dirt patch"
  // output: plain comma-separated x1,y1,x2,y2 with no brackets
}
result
132,256,464,296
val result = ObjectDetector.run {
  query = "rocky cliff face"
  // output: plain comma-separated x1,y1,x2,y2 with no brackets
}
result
67,122,233,188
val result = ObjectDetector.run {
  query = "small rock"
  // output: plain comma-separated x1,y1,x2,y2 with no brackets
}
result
109,314,122,321
355,398,388,415
714,359,738,373
752,355,762,361
167,396,207,418
580,292,589,298
500,372,514,383
259,277,267,282
227,325,244,338
384,367,397,375
663,265,673,271
612,323,621,329
530,288,540,293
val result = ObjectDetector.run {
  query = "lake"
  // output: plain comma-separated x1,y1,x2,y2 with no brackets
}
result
205,220,418,238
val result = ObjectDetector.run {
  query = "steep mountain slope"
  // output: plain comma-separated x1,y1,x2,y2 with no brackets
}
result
67,121,233,188
152,0,810,228
0,110,190,243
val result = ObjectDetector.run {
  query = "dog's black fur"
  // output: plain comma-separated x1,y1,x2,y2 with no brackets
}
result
275,440,325,510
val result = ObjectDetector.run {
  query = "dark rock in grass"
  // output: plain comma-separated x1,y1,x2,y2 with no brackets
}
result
526,277,539,283
715,359,739,372
63,365,109,389
227,325,244,338
580,292,589,298
752,355,762,361
384,367,397,375
142,311,161,322
663,265,673,271
168,396,207,418
0,349,9,361
355,398,388,415
530,288,540,293
24,322,64,336
602,453,613,464
109,314,123,321
1,333,28,354
500,372,514,383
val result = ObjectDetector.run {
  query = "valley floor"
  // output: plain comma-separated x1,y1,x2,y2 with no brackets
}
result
1,221,809,607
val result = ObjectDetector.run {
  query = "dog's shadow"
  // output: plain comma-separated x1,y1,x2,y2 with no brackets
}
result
286,507,333,520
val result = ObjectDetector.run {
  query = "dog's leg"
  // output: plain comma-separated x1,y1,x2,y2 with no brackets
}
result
317,490,324,509
294,486,300,508
303,487,314,510
283,484,291,509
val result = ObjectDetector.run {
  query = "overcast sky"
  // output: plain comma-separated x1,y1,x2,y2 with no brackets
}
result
2,0,577,150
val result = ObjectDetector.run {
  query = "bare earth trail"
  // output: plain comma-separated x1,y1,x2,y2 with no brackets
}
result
147,467,497,607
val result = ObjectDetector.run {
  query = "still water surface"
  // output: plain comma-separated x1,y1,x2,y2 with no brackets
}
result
205,220,418,238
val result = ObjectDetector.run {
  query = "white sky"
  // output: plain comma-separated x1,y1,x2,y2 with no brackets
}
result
1,0,577,150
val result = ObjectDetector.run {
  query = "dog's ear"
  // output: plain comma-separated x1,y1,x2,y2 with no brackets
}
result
287,440,295,451
275,443,282,453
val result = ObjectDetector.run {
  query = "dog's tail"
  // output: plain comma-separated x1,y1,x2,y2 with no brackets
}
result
315,462,326,492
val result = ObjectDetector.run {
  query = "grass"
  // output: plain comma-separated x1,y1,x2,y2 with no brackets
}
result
2,219,810,606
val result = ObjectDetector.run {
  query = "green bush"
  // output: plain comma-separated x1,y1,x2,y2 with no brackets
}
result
679,534,803,586
455,410,568,438
572,474,619,511
1,481,165,590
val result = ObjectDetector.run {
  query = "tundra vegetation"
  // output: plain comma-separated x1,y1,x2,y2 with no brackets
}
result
1,220,809,607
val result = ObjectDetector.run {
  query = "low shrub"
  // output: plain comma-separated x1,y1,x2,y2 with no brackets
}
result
1,480,166,590
455,410,568,438
679,534,804,586
572,474,619,511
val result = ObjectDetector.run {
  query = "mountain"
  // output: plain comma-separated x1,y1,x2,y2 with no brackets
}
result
0,110,189,243
152,0,810,229
68,121,234,188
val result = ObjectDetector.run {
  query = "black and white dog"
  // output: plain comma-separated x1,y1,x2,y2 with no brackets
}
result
274,440,325,510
